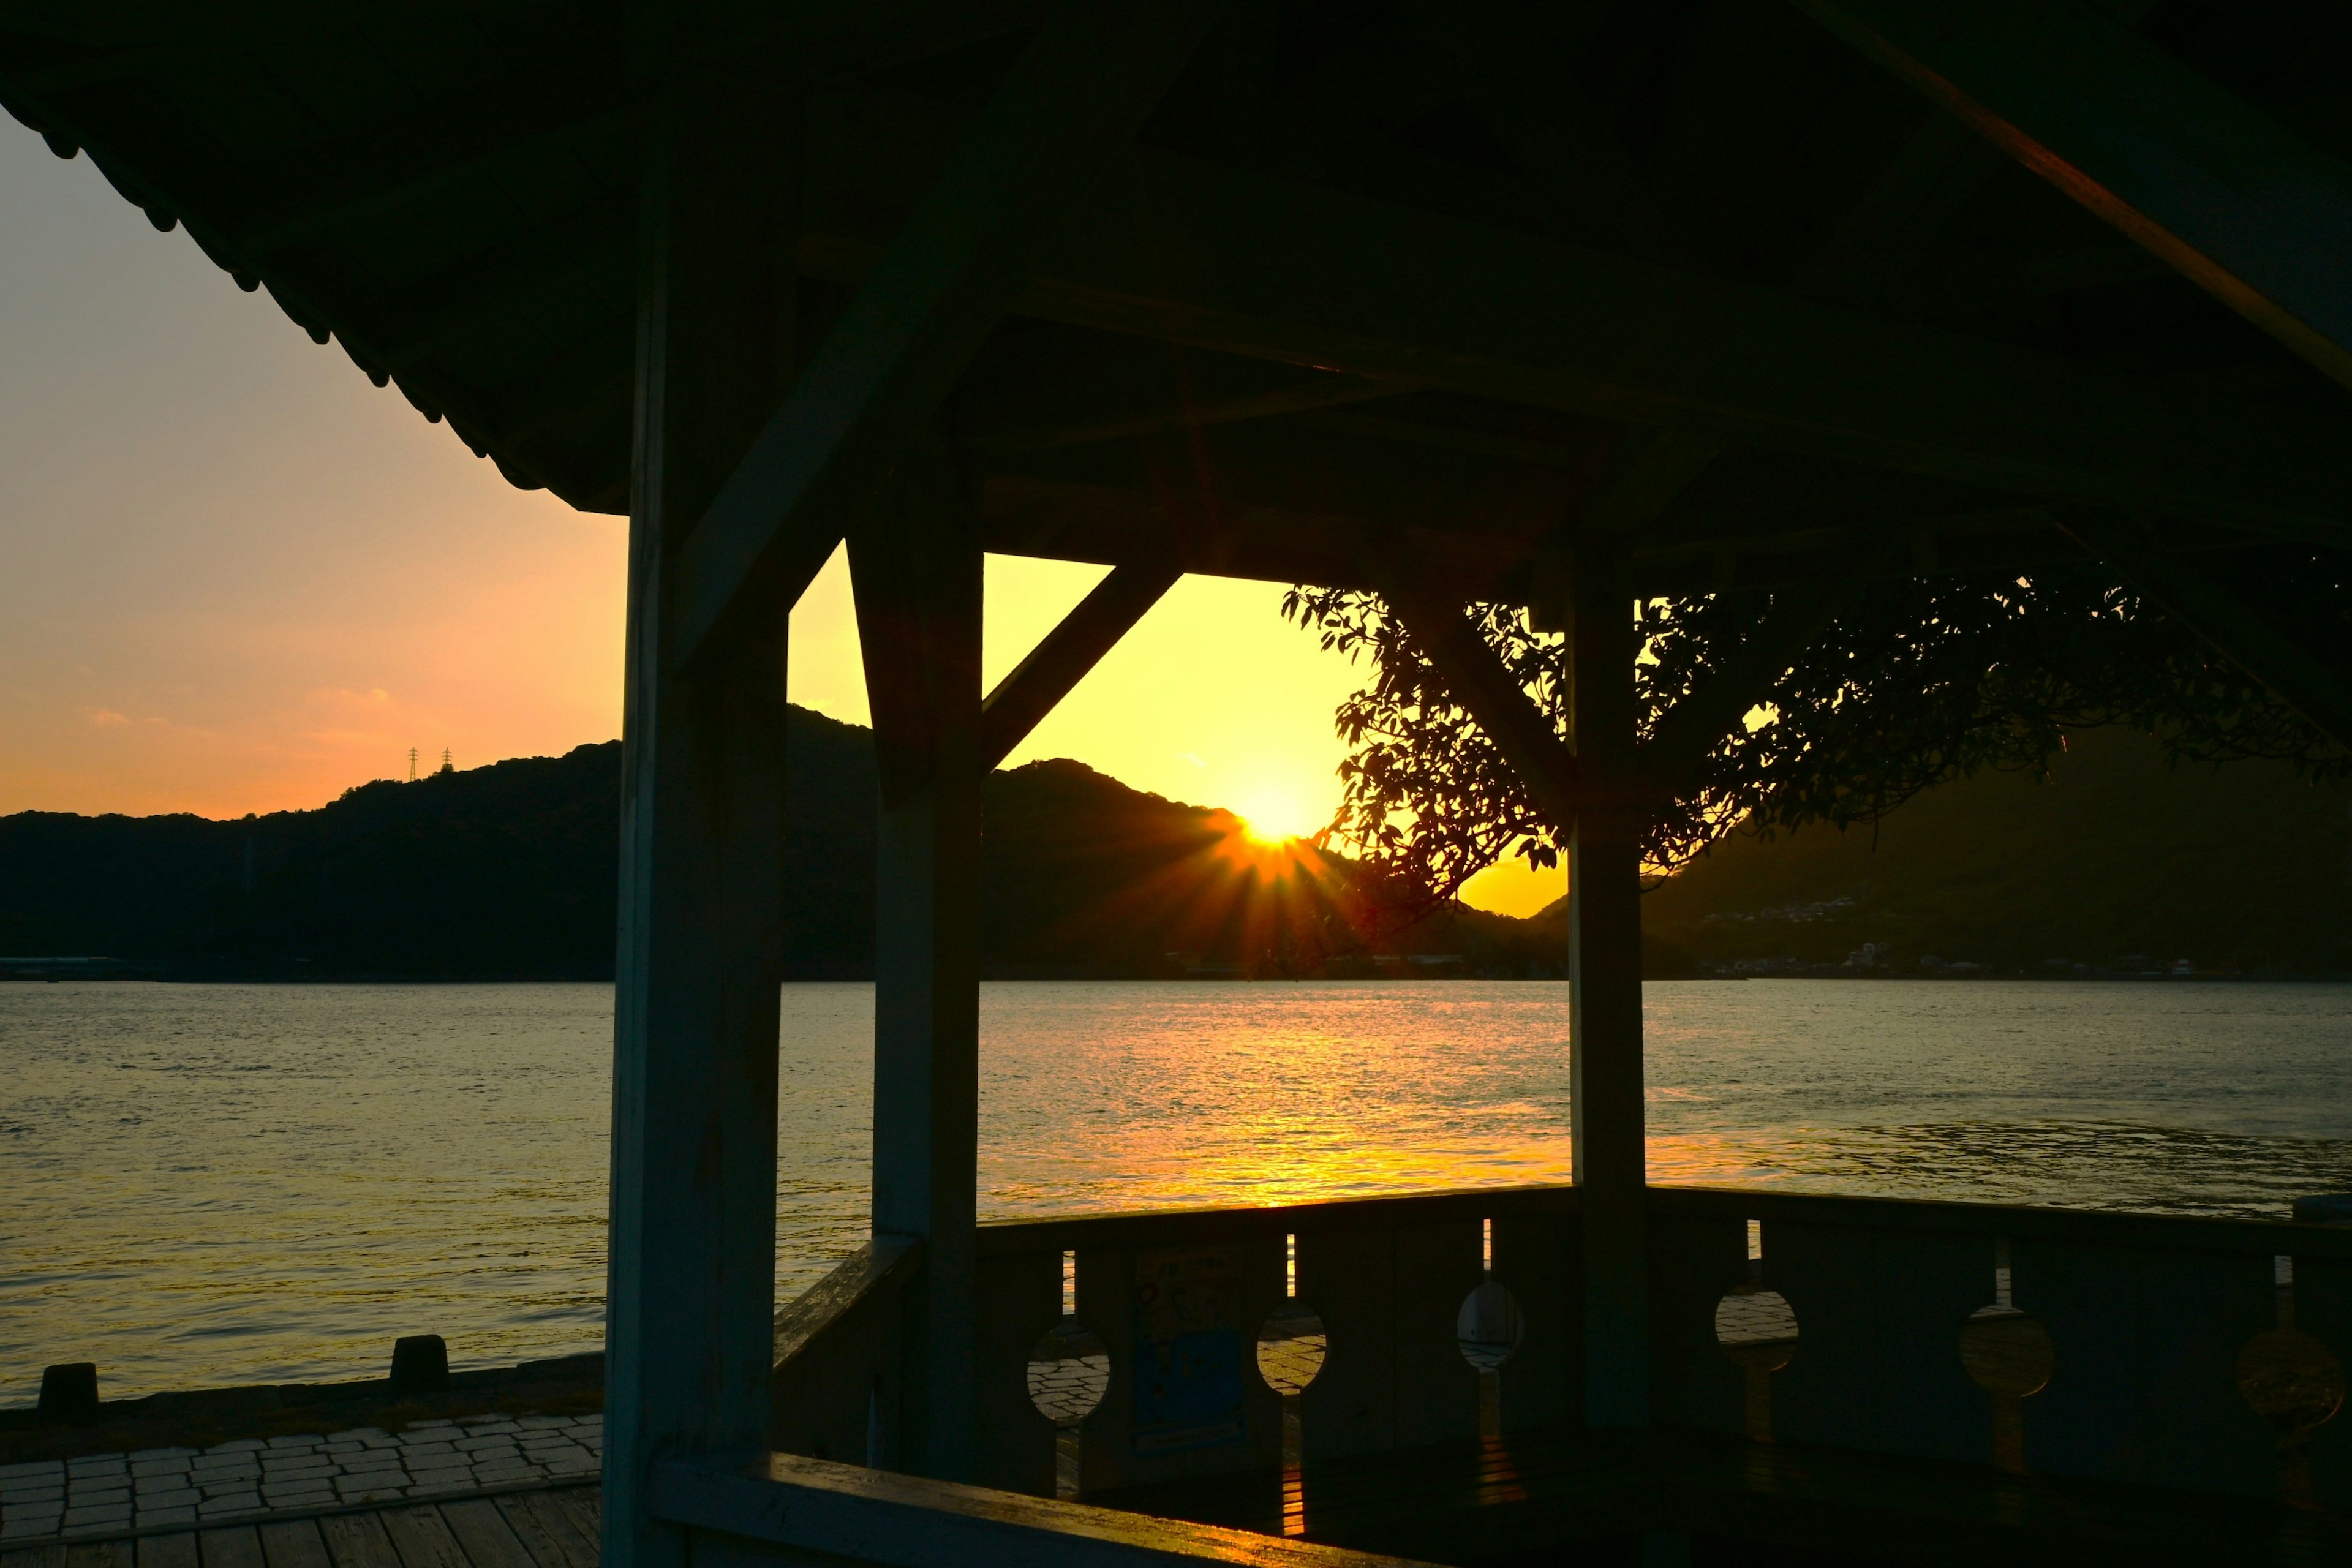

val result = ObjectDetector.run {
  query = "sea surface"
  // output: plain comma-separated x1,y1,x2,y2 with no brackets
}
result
7,979,2352,1408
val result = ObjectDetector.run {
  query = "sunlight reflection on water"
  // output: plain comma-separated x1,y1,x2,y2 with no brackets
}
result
6,978,2352,1406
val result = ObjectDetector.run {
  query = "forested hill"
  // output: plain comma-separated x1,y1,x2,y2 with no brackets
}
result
0,707,1552,979
1642,725,2352,977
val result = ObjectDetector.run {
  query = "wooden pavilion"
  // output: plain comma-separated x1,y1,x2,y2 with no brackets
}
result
11,1,2352,1561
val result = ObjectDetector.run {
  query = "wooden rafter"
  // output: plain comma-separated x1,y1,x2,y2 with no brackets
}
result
802,149,2352,538
979,560,1182,769
664,0,1231,673
1795,0,2352,391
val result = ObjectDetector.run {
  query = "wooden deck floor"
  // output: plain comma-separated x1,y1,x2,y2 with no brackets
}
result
0,1487,599,1568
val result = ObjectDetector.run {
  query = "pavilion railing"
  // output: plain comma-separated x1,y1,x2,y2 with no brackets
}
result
771,1184,2352,1516
1651,1186,2352,1509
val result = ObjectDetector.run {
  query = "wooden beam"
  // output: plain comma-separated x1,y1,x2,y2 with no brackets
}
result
605,68,798,1568
664,0,1229,674
976,149,2352,538
1564,555,1648,1430
851,448,987,1482
649,1450,1441,1566
2058,516,2352,753
1352,535,1585,831
1793,0,2352,391
980,560,1181,769
964,374,1415,456
1637,545,1902,797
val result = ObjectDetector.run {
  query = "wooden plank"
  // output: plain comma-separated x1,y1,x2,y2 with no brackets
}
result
1794,0,2352,390
254,1520,330,1568
1646,1209,1746,1434
194,1529,263,1568
489,1495,597,1568
774,1235,923,1365
1491,1208,1580,1434
649,1452,1441,1566
2015,1238,2275,1494
1298,1224,1398,1462
772,1236,921,1466
1768,1221,1994,1463
4,1545,67,1568
851,450,989,1480
666,0,1232,673
536,1495,601,1561
64,1541,132,1568
1654,1183,2352,1263
435,1501,538,1568
604,62,799,1568
971,1247,1063,1497
314,1515,400,1568
135,1539,197,1568
373,1508,468,1568
980,560,1182,769
1385,1219,1483,1450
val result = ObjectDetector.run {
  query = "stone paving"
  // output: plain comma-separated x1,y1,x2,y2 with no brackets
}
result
0,1411,601,1542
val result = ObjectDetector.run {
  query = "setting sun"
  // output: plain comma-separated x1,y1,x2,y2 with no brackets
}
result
1233,787,1321,844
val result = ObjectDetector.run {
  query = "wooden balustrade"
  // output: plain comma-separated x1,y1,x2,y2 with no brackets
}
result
1649,1186,2352,1510
769,1183,2352,1532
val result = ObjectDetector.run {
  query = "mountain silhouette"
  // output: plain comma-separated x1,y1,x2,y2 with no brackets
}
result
0,707,1558,980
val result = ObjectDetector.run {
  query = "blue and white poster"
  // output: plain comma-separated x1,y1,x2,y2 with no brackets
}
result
1131,1246,1246,1455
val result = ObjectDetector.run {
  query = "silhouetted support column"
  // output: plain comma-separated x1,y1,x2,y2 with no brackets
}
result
850,450,984,1480
1569,556,1649,1428
605,67,797,1568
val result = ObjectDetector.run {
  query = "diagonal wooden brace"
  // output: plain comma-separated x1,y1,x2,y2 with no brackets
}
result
981,560,1182,769
1353,533,1586,831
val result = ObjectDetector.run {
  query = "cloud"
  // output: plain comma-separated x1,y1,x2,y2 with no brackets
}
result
1178,751,1207,769
82,707,130,726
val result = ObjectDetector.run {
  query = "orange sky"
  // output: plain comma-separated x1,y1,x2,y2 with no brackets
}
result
0,128,1558,918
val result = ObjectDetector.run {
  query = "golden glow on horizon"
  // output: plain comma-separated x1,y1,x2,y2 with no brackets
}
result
1231,786,1320,845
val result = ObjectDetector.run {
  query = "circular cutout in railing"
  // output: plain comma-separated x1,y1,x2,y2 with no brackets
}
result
1714,1287,1799,1373
1257,1300,1329,1394
2236,1327,2344,1431
1026,1319,1110,1426
1457,1278,1526,1371
1958,1306,2054,1398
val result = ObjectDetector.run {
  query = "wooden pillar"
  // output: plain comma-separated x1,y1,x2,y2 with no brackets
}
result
604,67,797,1568
850,448,984,1480
1568,553,1649,1428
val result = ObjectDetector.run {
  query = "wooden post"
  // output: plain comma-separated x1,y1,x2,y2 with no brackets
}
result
850,448,985,1481
1568,552,1649,1428
605,67,797,1568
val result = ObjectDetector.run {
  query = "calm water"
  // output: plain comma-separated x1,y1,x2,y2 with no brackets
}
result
7,979,2352,1408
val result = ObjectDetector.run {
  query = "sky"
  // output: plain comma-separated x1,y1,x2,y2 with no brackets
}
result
0,127,1558,918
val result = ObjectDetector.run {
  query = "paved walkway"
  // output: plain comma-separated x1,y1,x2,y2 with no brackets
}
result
0,1415,601,1542
0,1485,601,1568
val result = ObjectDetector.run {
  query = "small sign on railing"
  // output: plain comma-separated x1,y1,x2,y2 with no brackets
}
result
1132,1246,1249,1455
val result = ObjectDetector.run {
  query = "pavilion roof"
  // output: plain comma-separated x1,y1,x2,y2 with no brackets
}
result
5,0,2349,600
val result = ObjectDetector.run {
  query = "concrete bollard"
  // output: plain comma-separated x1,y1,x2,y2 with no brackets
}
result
389,1335,450,1396
2293,1194,2352,1225
38,1362,99,1426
